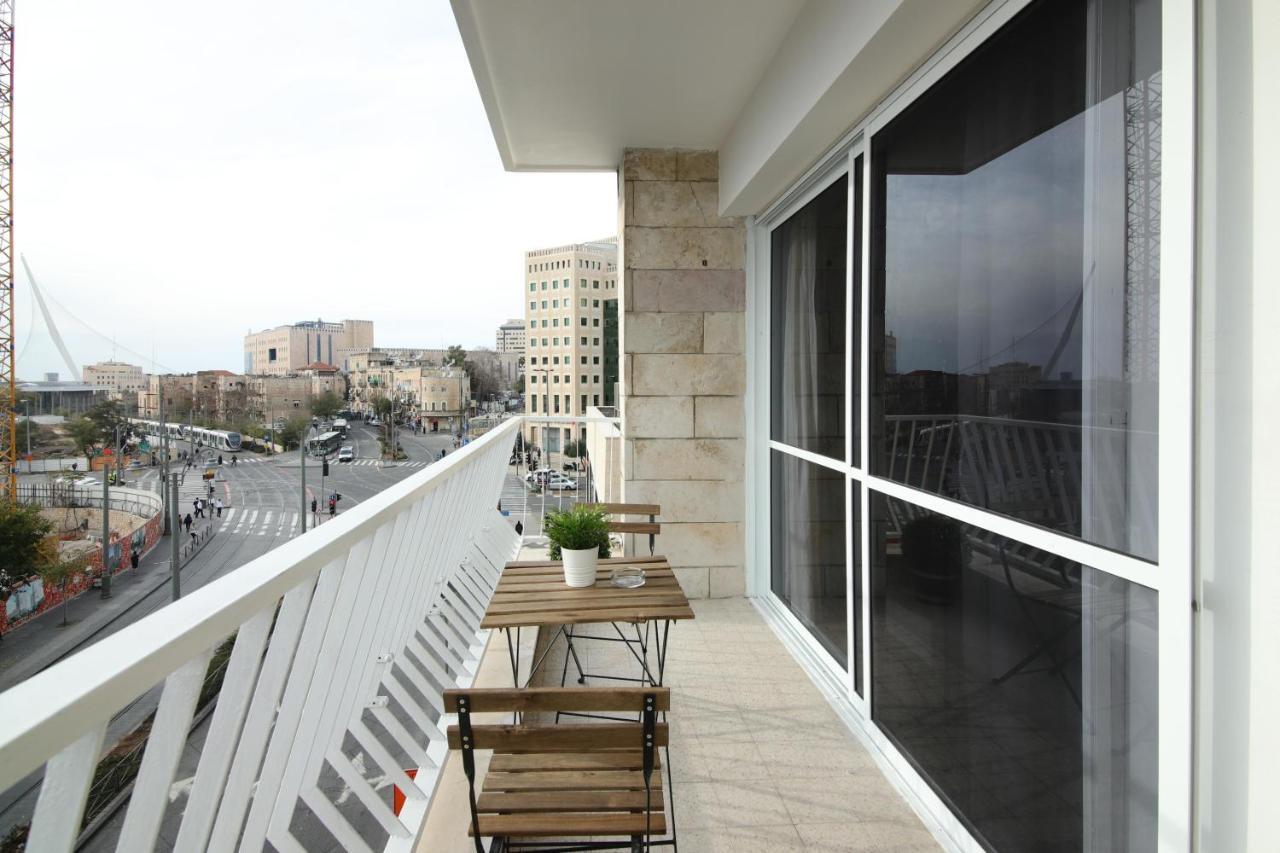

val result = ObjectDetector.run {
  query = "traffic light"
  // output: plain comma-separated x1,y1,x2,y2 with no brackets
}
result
322,459,330,476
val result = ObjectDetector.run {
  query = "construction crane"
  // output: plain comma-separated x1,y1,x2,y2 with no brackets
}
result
0,0,14,498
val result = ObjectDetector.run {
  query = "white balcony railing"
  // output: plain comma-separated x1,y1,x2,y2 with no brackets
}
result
0,417,523,853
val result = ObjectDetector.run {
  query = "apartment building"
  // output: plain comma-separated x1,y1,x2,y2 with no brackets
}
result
494,318,525,354
243,319,374,375
136,373,194,419
523,238,618,450
81,361,145,401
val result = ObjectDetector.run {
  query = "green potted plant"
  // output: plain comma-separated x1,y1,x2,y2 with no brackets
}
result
544,505,610,587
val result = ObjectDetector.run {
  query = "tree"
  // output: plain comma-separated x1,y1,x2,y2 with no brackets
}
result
514,374,525,394
0,502,54,591
279,415,311,450
85,400,127,444
37,553,88,627
444,345,467,368
310,391,343,420
372,395,393,420
66,417,105,459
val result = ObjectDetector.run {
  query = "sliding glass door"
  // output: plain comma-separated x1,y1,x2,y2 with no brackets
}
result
761,0,1178,850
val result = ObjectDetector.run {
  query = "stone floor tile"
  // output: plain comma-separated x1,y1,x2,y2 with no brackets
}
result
675,822,807,852
706,777,794,827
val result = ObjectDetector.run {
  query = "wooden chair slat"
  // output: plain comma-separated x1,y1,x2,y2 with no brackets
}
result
488,751,659,773
480,769,663,792
470,812,667,838
584,503,661,516
608,521,661,535
477,790,661,813
444,687,670,714
446,722,669,751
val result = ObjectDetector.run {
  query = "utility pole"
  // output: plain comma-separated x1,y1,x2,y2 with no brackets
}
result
299,436,307,535
160,391,169,534
170,472,180,600
21,398,28,457
100,464,112,599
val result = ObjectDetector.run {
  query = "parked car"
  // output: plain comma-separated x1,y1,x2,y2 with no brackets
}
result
524,469,577,491
337,446,355,463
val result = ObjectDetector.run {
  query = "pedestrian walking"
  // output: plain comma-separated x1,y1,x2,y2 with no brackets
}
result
328,497,336,517
218,454,223,465
130,549,139,571
183,513,192,533
192,498,201,518
208,483,215,498
215,498,224,518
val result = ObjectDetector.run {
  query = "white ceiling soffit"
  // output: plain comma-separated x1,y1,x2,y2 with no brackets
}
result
449,0,806,172
451,0,985,216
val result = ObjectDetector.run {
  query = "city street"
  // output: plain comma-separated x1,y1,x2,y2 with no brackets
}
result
0,419,494,843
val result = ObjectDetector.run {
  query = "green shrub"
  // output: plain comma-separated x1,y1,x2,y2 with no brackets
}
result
545,505,610,561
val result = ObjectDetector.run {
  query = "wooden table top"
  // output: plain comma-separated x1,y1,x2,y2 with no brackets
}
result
481,555,695,629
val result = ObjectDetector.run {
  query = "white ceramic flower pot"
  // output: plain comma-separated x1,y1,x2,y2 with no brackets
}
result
561,546,599,587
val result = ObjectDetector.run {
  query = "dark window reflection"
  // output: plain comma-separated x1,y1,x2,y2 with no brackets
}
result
772,175,849,461
870,493,1157,852
771,451,852,668
870,0,1161,561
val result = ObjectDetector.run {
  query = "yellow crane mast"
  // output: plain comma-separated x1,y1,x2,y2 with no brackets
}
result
0,0,13,498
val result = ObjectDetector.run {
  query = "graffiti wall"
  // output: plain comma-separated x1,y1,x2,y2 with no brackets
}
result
0,505,165,634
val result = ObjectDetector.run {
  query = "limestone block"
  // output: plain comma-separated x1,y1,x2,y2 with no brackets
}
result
702,311,744,354
632,354,745,396
708,564,747,598
632,437,743,481
623,149,677,181
625,396,694,439
694,396,744,438
673,566,709,600
659,522,744,568
624,312,703,354
622,479,744,523
625,225,745,271
676,150,718,181
632,181,732,228
629,269,745,313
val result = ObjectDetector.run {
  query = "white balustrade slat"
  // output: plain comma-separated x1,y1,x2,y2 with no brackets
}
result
324,748,411,839
261,521,394,849
371,700,436,766
116,651,213,853
379,671,440,743
304,504,424,783
349,716,425,800
299,785,378,853
406,634,459,693
173,604,275,852
25,725,106,853
207,575,321,853
394,652,446,716
238,546,367,851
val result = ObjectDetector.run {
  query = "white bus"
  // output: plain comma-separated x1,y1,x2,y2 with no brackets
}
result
332,418,348,438
307,431,343,458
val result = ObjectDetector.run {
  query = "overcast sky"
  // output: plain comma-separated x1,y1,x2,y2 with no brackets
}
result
15,0,616,378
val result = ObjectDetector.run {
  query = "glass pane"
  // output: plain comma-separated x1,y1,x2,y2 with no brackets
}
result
771,450,850,667
771,175,848,461
870,0,1161,560
870,493,1157,852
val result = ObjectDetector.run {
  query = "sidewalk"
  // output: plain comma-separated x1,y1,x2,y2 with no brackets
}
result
0,520,212,695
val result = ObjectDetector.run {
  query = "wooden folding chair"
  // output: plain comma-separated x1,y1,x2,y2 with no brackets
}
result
585,503,661,556
445,687,672,852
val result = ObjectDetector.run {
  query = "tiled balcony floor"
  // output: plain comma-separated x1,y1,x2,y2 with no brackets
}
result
523,597,942,852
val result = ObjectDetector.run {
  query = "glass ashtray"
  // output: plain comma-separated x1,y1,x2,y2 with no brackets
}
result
610,566,646,588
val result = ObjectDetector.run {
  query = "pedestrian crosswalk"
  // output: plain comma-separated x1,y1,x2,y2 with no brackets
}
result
233,457,431,468
221,507,308,538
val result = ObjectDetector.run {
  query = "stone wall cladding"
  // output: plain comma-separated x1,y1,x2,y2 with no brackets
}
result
620,148,747,599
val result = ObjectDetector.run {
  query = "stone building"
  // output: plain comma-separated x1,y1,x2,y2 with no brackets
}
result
495,318,525,354
243,319,373,375
82,361,145,401
522,238,618,450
